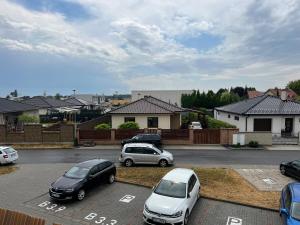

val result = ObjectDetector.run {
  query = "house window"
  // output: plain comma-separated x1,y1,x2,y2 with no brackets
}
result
234,116,239,121
228,114,231,118
147,117,158,128
124,117,135,123
253,118,272,131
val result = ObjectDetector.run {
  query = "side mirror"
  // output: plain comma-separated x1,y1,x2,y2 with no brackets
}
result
280,208,288,216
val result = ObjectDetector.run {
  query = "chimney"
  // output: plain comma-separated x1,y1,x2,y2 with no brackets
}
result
281,90,287,101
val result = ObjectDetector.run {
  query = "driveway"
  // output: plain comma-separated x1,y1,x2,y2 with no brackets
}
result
0,164,282,225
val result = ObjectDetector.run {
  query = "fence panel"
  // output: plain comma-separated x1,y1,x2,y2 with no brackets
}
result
79,130,111,140
161,129,189,140
193,129,220,144
115,129,144,140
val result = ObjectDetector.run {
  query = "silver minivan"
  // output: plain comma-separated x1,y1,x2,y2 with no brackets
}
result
119,143,174,167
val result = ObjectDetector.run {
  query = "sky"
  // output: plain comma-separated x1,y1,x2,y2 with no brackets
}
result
0,0,300,97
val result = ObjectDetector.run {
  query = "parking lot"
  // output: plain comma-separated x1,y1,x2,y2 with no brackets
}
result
0,164,282,225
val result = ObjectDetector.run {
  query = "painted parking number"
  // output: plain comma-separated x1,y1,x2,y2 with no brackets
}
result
227,217,242,225
119,195,135,203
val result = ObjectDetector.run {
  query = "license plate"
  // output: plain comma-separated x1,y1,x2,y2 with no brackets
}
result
152,217,165,224
52,193,60,198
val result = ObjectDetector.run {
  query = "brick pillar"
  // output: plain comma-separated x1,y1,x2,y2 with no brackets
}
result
189,129,194,144
111,129,116,141
0,125,6,143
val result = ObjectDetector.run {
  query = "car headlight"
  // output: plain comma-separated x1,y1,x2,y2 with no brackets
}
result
171,210,183,218
65,188,74,192
144,204,150,213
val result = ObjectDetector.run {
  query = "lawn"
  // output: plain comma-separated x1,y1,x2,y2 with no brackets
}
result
116,167,280,210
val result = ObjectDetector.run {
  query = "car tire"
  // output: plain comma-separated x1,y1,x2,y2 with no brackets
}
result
159,159,168,167
124,159,133,167
280,166,286,175
184,210,189,225
77,189,85,201
108,174,115,184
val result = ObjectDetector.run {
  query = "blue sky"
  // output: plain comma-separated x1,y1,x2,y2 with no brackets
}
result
0,0,300,97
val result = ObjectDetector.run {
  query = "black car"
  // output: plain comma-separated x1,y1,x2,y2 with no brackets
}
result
121,134,162,148
49,159,116,201
280,160,300,180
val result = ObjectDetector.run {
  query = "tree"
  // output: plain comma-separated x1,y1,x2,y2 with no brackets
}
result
287,79,300,95
55,93,62,100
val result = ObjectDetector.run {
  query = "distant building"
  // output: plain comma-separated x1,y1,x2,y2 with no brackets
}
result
247,90,264,99
132,90,193,107
74,94,106,106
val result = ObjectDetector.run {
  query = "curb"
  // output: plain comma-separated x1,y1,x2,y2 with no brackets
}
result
116,180,278,212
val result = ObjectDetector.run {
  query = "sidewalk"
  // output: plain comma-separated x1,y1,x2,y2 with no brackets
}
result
79,144,227,150
265,145,300,151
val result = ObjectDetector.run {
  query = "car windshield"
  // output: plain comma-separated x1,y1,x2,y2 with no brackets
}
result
133,135,140,140
291,202,300,221
154,179,186,198
64,166,89,179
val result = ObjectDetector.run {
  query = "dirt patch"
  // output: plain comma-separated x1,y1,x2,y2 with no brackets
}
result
11,144,73,150
0,166,18,175
116,167,280,210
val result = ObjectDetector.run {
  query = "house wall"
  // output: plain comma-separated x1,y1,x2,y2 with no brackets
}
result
170,114,181,129
214,111,246,131
111,114,171,129
0,114,4,125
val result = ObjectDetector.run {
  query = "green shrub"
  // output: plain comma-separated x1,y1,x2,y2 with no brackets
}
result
18,113,39,123
207,116,235,128
248,141,259,148
94,123,111,130
118,121,139,129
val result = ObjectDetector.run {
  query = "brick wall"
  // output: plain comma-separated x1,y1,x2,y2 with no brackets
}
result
220,128,239,145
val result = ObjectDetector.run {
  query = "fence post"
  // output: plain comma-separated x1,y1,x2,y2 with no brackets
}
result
111,129,116,141
189,129,194,144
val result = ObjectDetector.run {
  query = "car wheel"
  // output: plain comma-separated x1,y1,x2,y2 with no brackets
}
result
124,159,133,167
77,189,85,201
108,174,115,184
184,210,189,225
280,166,286,175
159,159,168,167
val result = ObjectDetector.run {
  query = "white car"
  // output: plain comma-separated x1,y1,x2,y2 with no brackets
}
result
143,168,200,225
0,146,18,165
189,121,202,129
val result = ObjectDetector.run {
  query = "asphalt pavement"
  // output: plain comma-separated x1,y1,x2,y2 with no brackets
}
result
16,148,300,167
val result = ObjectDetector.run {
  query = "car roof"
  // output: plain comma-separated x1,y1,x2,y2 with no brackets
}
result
124,143,154,148
162,168,195,183
76,159,109,168
289,183,300,202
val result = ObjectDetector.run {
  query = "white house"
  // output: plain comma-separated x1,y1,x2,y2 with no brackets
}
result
109,96,185,129
131,90,193,107
214,94,300,137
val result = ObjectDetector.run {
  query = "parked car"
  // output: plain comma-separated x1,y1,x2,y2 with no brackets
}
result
121,134,162,148
189,121,202,129
0,146,18,165
119,143,173,167
49,159,116,201
143,168,200,225
280,182,300,225
280,160,300,180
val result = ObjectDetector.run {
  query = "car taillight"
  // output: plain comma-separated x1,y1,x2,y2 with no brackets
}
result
3,155,8,159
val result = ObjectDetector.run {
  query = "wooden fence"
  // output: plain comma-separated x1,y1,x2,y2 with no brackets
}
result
0,208,61,225
193,129,221,144
79,130,111,140
161,129,189,140
115,129,144,140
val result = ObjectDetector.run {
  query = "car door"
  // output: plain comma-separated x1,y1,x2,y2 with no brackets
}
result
143,147,160,164
87,166,99,189
187,175,197,211
282,187,292,225
132,147,145,163
98,161,113,181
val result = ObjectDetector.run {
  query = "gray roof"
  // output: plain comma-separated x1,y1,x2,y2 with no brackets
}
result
216,95,300,115
64,97,86,106
109,96,184,114
0,98,38,113
22,96,75,108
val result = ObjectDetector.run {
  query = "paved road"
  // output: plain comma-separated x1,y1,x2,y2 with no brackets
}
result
17,148,300,166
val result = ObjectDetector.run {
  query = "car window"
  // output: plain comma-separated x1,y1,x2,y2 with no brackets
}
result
90,166,99,175
292,160,300,168
188,175,197,193
291,202,300,220
0,150,2,154
4,148,15,154
154,180,186,198
145,148,158,155
65,166,89,179
98,161,112,171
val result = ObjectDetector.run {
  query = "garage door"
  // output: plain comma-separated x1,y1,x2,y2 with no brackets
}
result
253,119,272,131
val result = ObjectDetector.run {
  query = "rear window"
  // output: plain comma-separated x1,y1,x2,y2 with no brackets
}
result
4,148,15,154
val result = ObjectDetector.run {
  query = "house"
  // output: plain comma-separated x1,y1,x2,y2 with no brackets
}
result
214,93,300,137
0,97,39,127
132,90,193,107
266,88,297,100
247,90,264,99
22,96,77,115
109,96,185,129
64,97,95,110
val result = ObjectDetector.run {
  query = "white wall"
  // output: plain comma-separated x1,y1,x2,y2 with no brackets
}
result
111,114,171,129
131,90,193,107
214,111,246,131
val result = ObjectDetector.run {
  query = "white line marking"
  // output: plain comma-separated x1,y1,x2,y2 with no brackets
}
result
119,195,135,203
227,216,242,225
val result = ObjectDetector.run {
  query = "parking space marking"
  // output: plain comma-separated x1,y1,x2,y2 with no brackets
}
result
84,213,118,225
226,217,242,225
262,178,276,185
119,195,136,203
37,201,67,213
